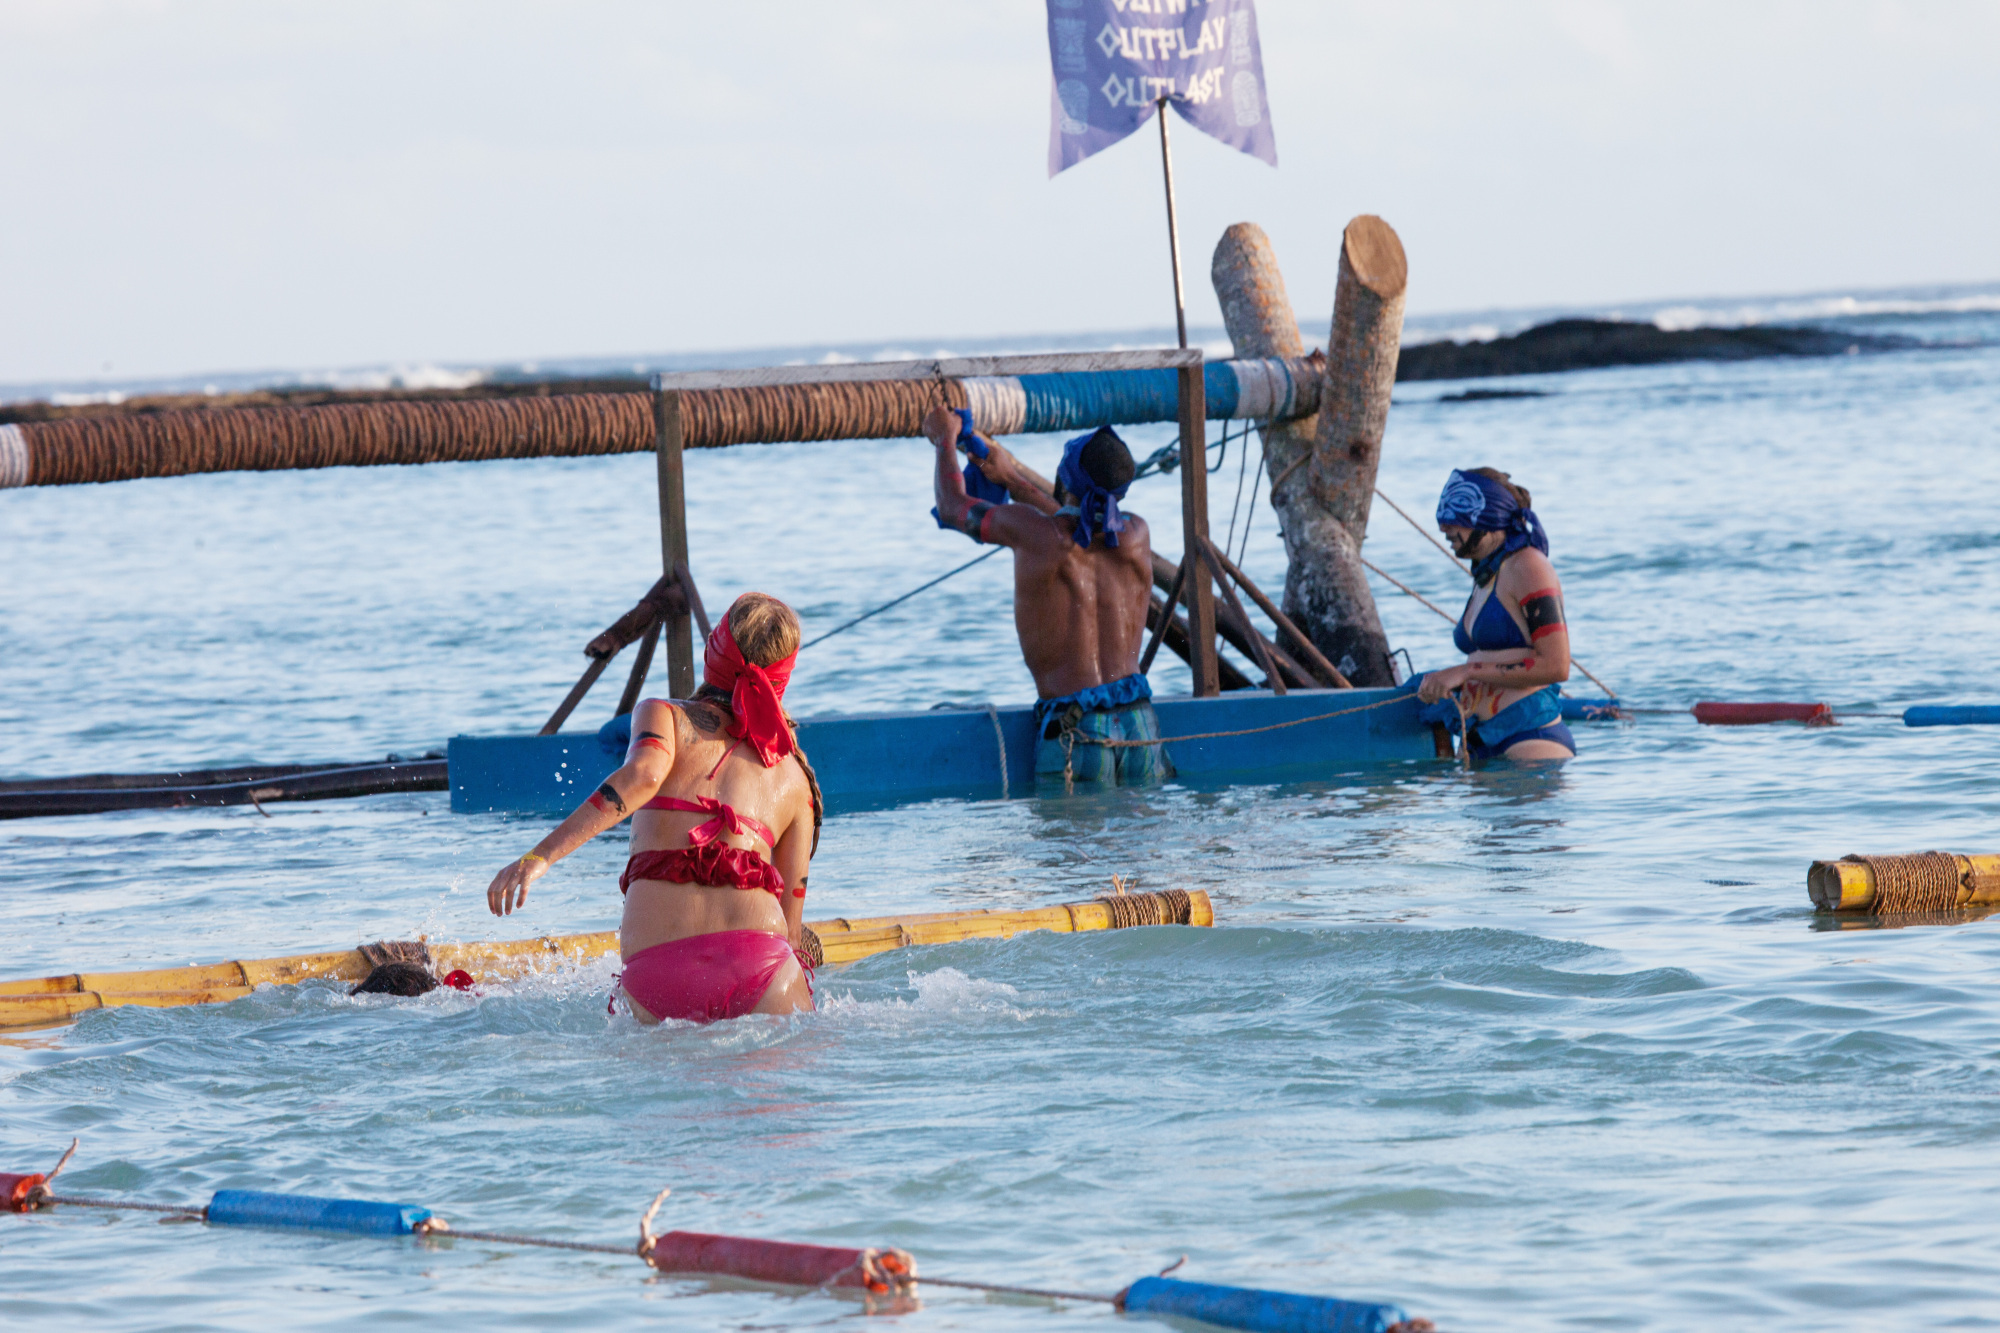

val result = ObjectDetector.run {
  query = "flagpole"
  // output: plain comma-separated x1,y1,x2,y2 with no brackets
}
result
1155,96,1189,349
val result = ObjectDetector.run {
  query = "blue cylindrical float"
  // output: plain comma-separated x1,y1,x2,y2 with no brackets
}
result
1904,705,2000,728
1120,1276,1410,1333
206,1189,432,1236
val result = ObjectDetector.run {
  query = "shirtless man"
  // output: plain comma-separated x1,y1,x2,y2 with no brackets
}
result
1416,468,1576,760
924,403,1171,786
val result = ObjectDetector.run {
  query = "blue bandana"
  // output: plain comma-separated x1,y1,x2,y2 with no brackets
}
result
1435,468,1549,585
931,409,1010,530
1055,428,1131,550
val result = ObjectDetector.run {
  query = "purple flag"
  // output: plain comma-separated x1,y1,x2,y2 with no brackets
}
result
1046,0,1276,177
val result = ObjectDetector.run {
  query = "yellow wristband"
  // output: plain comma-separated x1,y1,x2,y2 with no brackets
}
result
520,852,547,867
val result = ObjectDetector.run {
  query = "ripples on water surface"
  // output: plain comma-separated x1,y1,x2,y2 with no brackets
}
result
4,322,2000,1329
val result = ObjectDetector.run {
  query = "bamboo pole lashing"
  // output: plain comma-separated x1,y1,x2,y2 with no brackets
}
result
1808,854,2000,914
0,892,1211,1030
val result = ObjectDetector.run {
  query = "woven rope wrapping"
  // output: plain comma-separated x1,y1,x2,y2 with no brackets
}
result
679,379,962,449
17,379,970,486
1094,889,1194,929
1846,852,1965,914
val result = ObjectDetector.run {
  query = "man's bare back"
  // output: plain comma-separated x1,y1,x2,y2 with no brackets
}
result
924,404,1154,699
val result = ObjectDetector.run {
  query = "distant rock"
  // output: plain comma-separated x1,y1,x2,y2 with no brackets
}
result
1437,388,1549,402
1396,318,1896,382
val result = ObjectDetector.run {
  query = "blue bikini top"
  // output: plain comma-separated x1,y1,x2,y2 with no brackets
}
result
1454,584,1529,654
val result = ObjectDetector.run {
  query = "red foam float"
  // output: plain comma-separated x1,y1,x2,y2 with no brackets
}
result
1693,702,1835,727
2,1172,46,1212
642,1229,913,1292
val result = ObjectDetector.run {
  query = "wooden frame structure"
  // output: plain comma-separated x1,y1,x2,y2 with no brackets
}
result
648,349,1225,697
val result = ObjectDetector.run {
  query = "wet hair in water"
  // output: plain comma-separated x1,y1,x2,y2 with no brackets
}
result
349,962,438,996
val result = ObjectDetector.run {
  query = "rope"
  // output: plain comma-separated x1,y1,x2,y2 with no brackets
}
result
1374,486,1469,573
894,1274,1114,1303
800,548,1001,651
985,704,1009,800
1066,693,1410,748
1096,888,1194,928
1845,853,1964,914
15,380,973,487
43,1195,205,1216
428,1227,633,1255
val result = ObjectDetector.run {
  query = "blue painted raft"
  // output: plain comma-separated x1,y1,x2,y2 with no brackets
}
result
449,686,1438,815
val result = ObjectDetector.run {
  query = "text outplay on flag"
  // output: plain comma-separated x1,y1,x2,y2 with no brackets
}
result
1045,0,1276,176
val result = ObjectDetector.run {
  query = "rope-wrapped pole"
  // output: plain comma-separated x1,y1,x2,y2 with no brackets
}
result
0,359,1321,489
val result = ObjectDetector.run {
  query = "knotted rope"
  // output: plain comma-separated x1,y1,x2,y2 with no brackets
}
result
1095,888,1194,929
1844,852,1965,914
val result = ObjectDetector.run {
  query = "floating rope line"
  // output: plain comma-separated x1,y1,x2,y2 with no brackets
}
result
800,548,1002,651
1067,693,1412,748
8,1142,1430,1330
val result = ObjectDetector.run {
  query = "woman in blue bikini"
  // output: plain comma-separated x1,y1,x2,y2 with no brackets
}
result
1416,467,1576,761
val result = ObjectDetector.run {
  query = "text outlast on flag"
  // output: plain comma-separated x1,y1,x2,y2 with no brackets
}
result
1046,0,1276,176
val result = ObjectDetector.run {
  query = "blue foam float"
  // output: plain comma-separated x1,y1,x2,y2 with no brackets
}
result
1903,705,2000,728
1121,1275,1410,1333
206,1190,432,1236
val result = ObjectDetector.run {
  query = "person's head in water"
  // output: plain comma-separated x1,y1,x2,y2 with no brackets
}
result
349,961,438,997
1436,466,1534,561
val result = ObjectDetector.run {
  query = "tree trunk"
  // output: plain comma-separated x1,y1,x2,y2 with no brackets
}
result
1210,218,1407,687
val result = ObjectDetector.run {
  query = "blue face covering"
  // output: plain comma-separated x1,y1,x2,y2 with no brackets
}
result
1055,428,1131,550
1435,468,1549,584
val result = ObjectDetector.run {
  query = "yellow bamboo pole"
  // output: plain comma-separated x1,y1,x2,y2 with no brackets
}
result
0,891,1211,1032
1807,854,2000,913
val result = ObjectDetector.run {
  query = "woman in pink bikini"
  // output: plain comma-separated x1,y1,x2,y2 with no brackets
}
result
485,592,821,1023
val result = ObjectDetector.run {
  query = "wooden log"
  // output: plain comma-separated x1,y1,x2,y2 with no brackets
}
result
0,893,1213,1030
1199,537,1353,688
1139,554,1187,675
1146,594,1253,691
1177,364,1220,695
654,390,695,697
1200,539,1284,695
538,655,615,736
1211,220,1403,686
615,618,663,719
1151,552,1307,689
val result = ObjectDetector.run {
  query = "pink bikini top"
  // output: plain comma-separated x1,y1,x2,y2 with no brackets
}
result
639,794,775,850
637,734,776,850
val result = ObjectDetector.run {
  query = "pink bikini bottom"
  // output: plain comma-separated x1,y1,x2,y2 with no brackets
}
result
617,930,808,1024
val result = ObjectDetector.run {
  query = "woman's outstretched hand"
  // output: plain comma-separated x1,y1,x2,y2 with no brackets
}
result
488,854,547,917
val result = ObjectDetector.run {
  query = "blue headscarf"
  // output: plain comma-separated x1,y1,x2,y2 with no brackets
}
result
931,408,1010,530
1055,428,1131,550
1435,468,1549,585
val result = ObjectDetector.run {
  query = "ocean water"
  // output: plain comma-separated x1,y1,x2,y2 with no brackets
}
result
3,302,1999,1330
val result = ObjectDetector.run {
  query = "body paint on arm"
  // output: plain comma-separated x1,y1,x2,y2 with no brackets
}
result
588,781,628,815
1520,587,1565,642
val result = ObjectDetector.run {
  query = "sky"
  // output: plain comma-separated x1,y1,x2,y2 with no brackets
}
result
0,0,1994,384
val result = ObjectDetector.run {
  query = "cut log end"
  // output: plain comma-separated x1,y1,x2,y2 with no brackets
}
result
1342,215,1408,299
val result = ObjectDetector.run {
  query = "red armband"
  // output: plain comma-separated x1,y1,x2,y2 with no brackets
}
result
1520,587,1565,642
